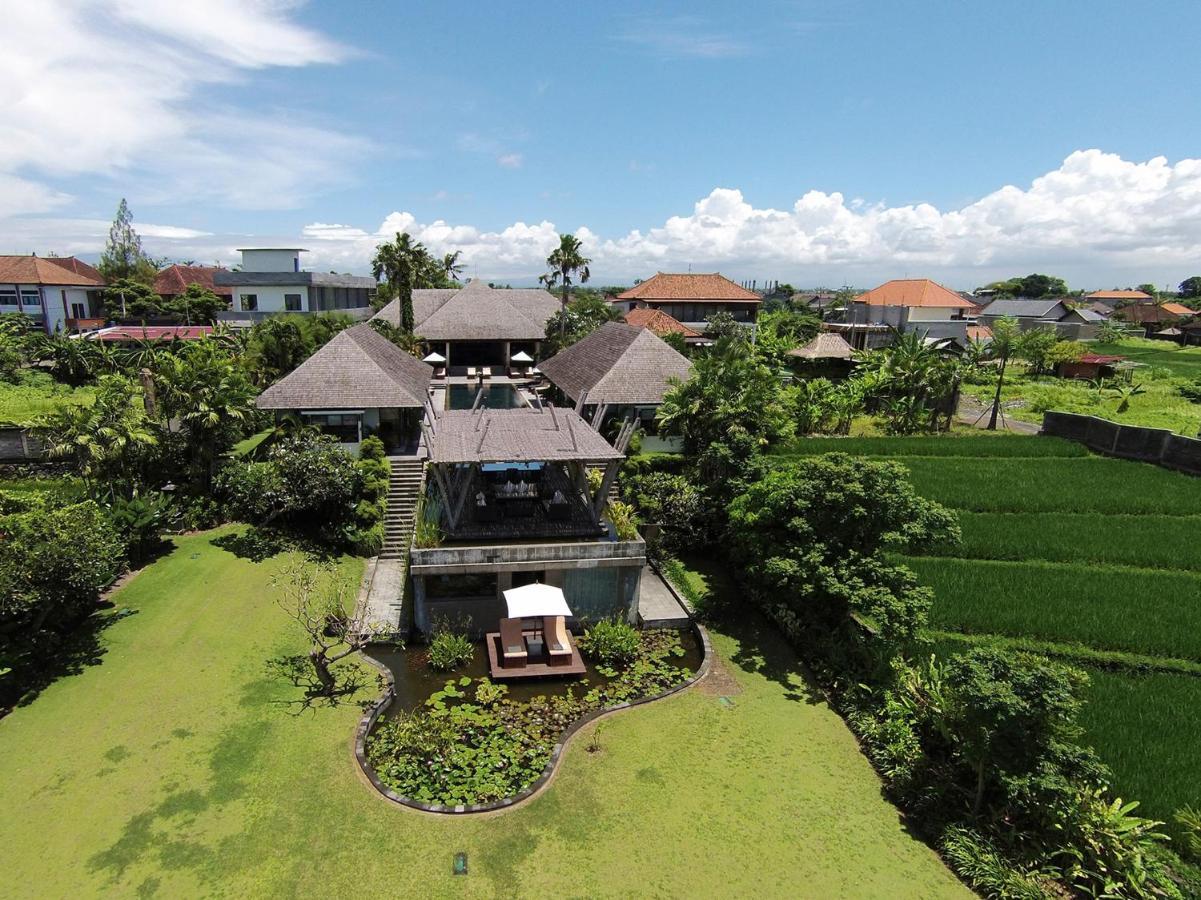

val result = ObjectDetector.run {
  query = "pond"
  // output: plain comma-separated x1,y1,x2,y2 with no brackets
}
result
445,383,526,410
367,627,703,715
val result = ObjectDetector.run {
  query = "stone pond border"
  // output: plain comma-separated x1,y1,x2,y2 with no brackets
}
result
353,622,713,815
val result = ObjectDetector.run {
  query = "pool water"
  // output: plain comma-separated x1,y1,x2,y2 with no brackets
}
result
445,383,525,410
367,628,703,715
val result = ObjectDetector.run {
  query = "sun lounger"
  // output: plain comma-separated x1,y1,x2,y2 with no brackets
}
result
467,366,477,379
481,366,492,380
543,616,572,657
434,366,446,379
499,618,527,662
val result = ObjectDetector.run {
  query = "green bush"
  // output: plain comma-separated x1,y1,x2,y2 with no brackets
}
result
427,624,473,672
605,500,640,541
622,472,710,554
359,435,386,460
578,619,641,665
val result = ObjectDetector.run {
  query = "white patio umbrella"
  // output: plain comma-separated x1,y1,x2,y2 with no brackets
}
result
510,351,534,364
422,350,446,364
502,582,572,619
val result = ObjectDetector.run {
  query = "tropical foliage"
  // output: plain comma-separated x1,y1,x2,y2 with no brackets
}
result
539,233,591,342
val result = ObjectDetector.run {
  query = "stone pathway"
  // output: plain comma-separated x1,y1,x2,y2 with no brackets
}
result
637,565,691,628
359,557,407,638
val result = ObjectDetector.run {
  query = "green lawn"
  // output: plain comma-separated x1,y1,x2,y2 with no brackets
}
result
0,528,967,898
0,370,93,425
1091,338,1201,379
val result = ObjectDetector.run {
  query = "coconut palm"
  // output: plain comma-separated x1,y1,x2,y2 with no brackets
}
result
441,251,464,282
985,316,1020,430
539,233,591,340
372,233,430,333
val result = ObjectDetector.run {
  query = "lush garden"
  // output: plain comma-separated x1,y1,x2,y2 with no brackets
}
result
785,435,1201,858
0,528,968,897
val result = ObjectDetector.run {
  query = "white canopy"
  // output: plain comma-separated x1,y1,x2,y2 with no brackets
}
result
503,582,572,619
510,351,534,363
423,351,447,363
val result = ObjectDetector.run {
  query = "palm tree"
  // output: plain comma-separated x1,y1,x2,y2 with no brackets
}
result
441,251,464,282
372,232,430,333
539,233,591,340
985,316,1020,430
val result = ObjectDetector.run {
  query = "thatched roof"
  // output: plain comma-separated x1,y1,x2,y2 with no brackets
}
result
427,406,623,464
539,322,693,406
256,324,432,410
371,279,560,341
787,332,855,360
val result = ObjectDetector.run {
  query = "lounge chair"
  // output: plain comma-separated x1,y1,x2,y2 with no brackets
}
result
481,366,492,380
467,366,477,379
543,616,572,657
434,365,446,379
498,618,527,663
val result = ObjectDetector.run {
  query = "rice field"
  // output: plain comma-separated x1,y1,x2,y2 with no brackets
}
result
784,433,1201,837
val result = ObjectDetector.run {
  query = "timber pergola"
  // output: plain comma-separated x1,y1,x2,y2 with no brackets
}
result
421,405,625,533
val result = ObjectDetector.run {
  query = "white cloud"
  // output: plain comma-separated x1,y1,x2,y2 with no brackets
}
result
0,0,361,210
5,150,1201,288
615,16,751,59
496,153,524,169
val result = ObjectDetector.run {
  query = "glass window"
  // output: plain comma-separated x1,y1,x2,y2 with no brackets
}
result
0,288,16,306
240,293,258,311
427,573,497,600
303,413,360,443
284,293,302,311
20,290,39,307
70,302,86,319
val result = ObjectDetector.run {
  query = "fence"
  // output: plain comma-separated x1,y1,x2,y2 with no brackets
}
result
1042,411,1201,475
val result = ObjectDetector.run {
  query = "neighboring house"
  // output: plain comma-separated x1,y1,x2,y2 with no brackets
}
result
966,324,994,343
977,298,1071,323
0,255,104,334
1085,289,1155,308
372,278,560,371
1085,301,1114,318
1060,307,1107,325
255,323,432,453
827,278,976,349
153,264,233,305
623,307,703,343
539,322,693,427
1111,303,1197,334
213,249,376,322
611,272,761,331
411,403,644,638
1059,354,1126,380
791,292,841,314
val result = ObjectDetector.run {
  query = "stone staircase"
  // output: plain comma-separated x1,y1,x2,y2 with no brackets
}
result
380,457,425,560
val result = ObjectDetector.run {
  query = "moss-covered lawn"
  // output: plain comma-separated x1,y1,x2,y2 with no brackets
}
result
0,370,93,426
0,528,966,898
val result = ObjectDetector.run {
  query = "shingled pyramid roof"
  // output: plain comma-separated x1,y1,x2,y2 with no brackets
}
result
371,280,560,341
256,324,432,410
539,322,693,406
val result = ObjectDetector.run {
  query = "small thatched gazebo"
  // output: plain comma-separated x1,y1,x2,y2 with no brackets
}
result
787,331,856,379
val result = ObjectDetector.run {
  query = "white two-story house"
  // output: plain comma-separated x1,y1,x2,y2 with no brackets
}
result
213,248,376,322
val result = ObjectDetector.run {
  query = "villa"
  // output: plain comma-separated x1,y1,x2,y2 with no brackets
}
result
827,278,977,349
0,255,105,333
214,248,377,323
255,323,433,452
610,272,761,331
371,278,560,373
538,321,692,428
153,264,233,306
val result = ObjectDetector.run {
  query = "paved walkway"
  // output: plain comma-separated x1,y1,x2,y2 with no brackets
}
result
637,565,691,627
359,557,406,638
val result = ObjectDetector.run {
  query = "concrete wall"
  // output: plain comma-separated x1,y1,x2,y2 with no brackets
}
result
239,249,300,272
1042,411,1201,475
228,284,307,314
0,427,44,460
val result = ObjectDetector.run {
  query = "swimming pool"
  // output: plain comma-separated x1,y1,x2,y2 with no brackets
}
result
445,383,526,410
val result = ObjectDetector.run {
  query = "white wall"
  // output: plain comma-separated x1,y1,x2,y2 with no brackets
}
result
229,284,308,314
0,285,91,333
908,306,962,322
240,249,301,272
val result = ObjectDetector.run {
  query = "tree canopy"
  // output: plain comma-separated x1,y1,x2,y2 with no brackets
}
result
98,199,157,285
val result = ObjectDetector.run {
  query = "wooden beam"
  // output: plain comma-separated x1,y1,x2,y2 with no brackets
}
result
429,463,456,529
450,464,474,530
592,459,620,520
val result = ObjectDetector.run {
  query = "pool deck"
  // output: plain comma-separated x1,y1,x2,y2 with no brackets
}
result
486,630,587,679
638,565,692,628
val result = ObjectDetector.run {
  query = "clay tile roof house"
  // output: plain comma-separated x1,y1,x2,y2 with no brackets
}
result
622,307,702,341
1112,303,1197,328
826,278,976,351
1085,289,1155,308
853,278,976,313
611,272,761,330
371,278,561,371
0,254,105,334
154,264,233,301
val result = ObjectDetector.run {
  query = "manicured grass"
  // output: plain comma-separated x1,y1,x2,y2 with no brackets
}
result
896,456,1201,514
0,528,967,897
776,433,1087,458
906,556,1201,661
939,511,1201,571
1078,669,1201,831
0,370,93,425
0,473,85,505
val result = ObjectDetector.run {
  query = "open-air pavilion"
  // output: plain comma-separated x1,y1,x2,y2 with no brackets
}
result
421,404,625,541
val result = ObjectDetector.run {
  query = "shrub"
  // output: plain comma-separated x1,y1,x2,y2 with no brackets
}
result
427,622,473,672
578,619,641,665
102,491,175,565
622,472,710,554
605,500,640,541
939,827,1050,900
1178,378,1201,403
413,497,442,549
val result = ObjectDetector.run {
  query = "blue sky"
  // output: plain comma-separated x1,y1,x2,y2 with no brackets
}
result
4,0,1201,288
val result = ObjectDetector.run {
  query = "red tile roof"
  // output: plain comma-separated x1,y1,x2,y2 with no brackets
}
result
1077,354,1125,364
623,307,702,338
615,273,760,303
0,255,104,287
1085,290,1154,301
1112,304,1193,324
854,278,975,309
45,256,104,282
965,324,993,342
1161,302,1197,316
88,325,214,342
153,264,233,298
